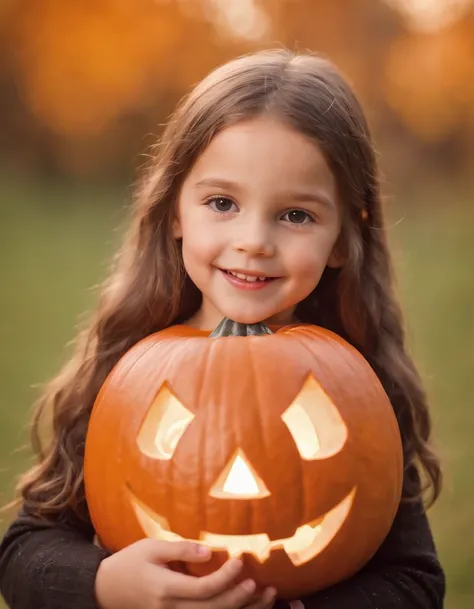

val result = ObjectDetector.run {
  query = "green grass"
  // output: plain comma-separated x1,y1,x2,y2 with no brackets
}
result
0,179,128,497
389,203,474,603
0,179,472,608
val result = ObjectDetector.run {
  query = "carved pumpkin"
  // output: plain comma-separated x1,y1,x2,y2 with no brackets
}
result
84,319,403,598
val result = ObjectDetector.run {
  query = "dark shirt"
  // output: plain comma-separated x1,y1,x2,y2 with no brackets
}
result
0,470,445,609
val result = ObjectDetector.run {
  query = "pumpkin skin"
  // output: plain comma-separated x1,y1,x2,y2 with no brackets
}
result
84,322,403,598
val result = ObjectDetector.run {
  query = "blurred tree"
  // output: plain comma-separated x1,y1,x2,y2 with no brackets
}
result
0,0,472,188
385,18,474,141
261,0,473,188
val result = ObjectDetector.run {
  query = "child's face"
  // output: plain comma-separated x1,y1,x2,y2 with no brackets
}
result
175,116,342,329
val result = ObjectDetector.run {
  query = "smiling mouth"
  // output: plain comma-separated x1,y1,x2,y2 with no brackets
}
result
129,488,355,565
220,269,278,283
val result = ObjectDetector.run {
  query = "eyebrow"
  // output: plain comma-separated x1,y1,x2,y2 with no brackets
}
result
194,177,335,210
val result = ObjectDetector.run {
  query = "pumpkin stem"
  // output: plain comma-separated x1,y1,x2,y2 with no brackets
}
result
210,318,273,338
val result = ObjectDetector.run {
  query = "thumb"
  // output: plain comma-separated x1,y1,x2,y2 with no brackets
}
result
143,538,212,564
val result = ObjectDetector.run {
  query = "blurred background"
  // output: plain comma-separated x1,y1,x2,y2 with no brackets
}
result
0,0,472,607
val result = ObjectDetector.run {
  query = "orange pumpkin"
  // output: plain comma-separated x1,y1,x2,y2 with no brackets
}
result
84,319,403,598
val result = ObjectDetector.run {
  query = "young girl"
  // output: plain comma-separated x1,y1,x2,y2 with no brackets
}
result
0,49,445,609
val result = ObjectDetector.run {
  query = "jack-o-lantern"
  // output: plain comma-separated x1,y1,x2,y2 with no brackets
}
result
84,319,403,598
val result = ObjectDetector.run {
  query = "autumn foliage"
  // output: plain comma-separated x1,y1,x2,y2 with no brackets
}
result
0,0,472,182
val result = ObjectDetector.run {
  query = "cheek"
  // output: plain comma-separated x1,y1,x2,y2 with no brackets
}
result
181,227,222,272
283,238,332,280
178,200,218,256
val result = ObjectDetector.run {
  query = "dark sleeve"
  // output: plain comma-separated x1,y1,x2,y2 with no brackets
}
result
281,470,445,609
0,509,110,609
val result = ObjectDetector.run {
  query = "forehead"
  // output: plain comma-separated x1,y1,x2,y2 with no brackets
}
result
183,116,337,200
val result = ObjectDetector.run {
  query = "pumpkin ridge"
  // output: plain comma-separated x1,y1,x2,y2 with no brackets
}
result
297,330,403,516
91,338,159,415
276,332,345,525
247,339,265,537
201,335,215,536
331,339,403,503
164,336,203,534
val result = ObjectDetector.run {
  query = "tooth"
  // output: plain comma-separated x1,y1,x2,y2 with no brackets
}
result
201,532,271,562
230,272,263,282
308,515,324,528
282,524,318,555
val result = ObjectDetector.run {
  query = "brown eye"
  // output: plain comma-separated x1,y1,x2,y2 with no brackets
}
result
283,210,313,224
208,196,237,213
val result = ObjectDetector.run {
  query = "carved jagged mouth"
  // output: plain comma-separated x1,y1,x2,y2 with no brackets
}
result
129,488,355,566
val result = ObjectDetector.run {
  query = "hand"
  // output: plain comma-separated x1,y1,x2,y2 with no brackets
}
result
95,538,276,609
242,588,277,608
243,589,277,608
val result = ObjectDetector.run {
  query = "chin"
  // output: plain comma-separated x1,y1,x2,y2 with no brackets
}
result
222,310,282,326
216,310,265,325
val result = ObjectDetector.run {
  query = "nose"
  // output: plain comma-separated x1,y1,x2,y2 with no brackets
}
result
210,450,270,499
233,218,275,257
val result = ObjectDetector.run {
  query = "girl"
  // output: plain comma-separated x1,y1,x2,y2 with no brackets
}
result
0,49,444,609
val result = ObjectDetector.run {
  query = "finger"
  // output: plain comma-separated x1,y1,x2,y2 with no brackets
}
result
145,539,212,564
244,587,277,609
163,558,244,600
196,578,257,608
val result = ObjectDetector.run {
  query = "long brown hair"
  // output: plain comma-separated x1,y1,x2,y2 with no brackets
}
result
15,49,441,525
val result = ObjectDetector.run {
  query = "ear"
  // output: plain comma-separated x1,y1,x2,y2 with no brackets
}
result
327,238,346,269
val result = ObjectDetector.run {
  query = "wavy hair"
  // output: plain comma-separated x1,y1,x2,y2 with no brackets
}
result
14,49,441,525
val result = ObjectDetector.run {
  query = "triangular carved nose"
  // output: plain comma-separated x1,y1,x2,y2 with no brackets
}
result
209,449,270,499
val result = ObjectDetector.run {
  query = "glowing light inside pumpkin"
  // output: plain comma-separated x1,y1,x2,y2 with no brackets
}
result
158,420,190,458
281,403,320,459
223,453,258,495
137,385,195,460
210,449,270,499
282,375,348,460
129,487,356,565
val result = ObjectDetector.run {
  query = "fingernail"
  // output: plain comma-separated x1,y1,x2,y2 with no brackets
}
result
196,544,211,556
266,587,277,597
242,579,256,593
227,558,242,570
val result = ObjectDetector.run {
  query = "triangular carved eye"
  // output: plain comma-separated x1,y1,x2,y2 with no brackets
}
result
137,385,194,460
281,375,348,460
